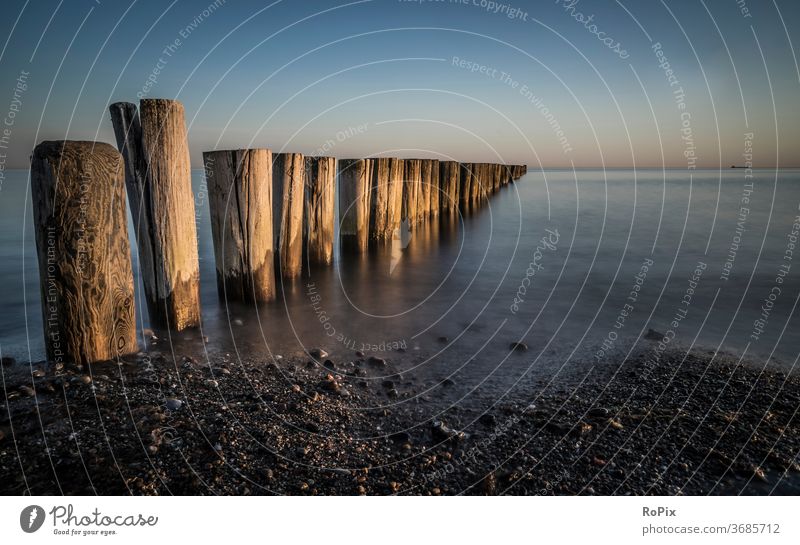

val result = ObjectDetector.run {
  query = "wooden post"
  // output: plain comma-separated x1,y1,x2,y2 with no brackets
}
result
426,159,440,217
272,153,305,278
469,163,481,204
492,163,500,193
388,158,405,236
403,159,422,230
204,149,275,303
339,158,373,253
419,159,433,220
369,158,395,244
415,160,427,224
439,161,460,215
31,141,137,365
459,163,474,207
304,156,336,266
109,99,201,331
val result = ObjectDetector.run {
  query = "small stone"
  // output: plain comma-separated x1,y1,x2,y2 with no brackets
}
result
387,388,399,398
19,385,35,397
431,421,467,442
509,342,528,351
644,328,664,341
165,398,183,411
232,319,244,326
357,485,366,495
588,407,609,418
592,456,606,466
205,379,219,388
309,348,328,360
323,360,336,370
292,384,302,393
608,418,624,430
389,431,411,443
355,351,365,358
479,414,497,426
298,482,309,491
367,356,386,367
80,375,92,385
442,378,455,387
437,336,449,343
32,369,45,378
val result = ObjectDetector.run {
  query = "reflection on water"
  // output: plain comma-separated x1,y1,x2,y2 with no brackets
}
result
2,169,800,389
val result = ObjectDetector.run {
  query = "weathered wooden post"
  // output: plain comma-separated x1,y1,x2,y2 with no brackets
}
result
204,149,275,302
480,163,491,199
459,163,474,207
370,158,395,243
369,157,403,244
417,159,433,220
403,159,422,230
439,160,460,216
109,99,201,331
493,164,502,192
426,159,440,217
388,158,405,234
304,156,336,266
31,141,137,365
415,160,428,224
339,158,373,253
272,153,305,278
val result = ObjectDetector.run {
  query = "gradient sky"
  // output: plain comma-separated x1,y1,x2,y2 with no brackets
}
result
0,0,798,168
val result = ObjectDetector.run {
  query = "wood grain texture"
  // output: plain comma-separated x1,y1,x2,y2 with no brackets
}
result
388,158,405,234
272,153,305,278
338,158,373,253
369,158,393,243
459,163,474,207
417,159,433,221
439,161,460,216
111,99,201,331
426,159,440,216
205,149,275,302
304,156,336,266
402,159,422,229
31,140,137,365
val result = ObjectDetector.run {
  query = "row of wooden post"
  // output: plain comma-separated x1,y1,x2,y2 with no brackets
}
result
30,98,526,365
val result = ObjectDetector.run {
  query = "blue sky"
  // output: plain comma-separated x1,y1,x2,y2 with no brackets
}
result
1,0,798,168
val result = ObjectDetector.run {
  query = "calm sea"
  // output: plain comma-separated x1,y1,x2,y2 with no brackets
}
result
2,168,799,382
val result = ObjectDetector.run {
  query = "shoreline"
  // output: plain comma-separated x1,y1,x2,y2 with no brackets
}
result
1,344,798,495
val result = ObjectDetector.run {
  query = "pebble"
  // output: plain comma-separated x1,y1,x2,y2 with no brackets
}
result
431,421,467,442
479,414,497,426
389,431,411,443
588,407,609,418
367,356,386,367
232,319,244,326
644,328,664,341
19,385,35,397
309,348,328,360
437,336,449,343
80,375,92,385
509,342,528,351
323,360,336,370
355,351,365,358
165,398,183,411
